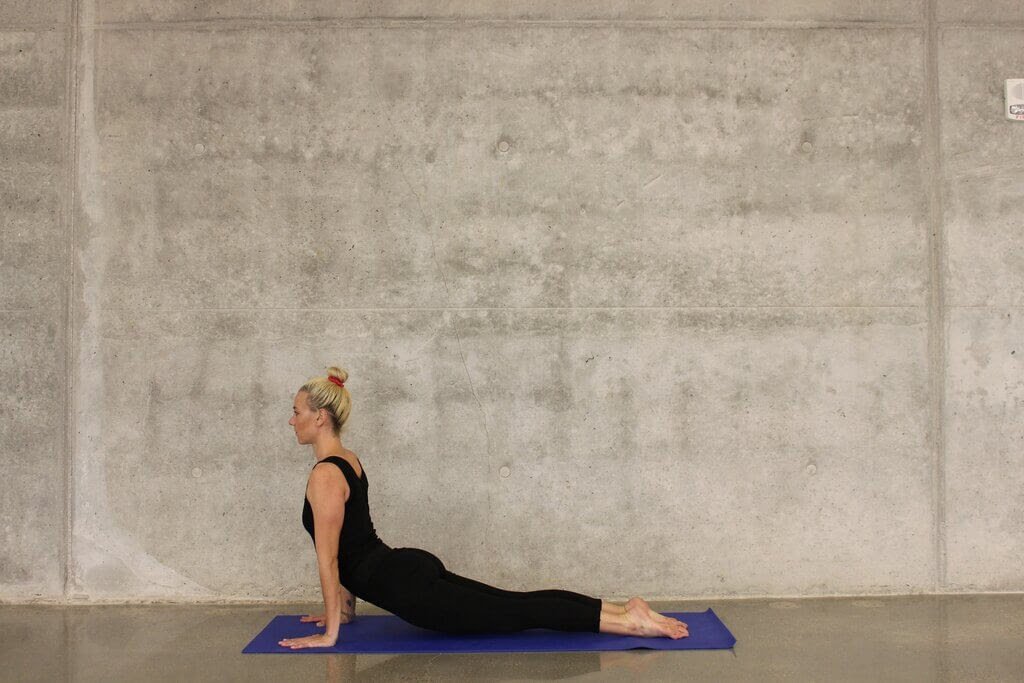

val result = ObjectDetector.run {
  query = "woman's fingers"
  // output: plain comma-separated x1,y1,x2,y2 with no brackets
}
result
278,634,336,649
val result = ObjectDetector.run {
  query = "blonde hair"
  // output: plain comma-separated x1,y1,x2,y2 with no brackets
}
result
300,366,351,436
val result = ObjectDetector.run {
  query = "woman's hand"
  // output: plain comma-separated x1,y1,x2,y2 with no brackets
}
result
298,610,354,627
299,613,326,626
278,633,338,649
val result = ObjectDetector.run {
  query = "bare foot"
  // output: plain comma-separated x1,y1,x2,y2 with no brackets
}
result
625,597,689,639
627,597,687,626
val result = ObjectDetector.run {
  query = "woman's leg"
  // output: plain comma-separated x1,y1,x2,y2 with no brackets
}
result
440,569,600,609
370,549,597,633
426,567,603,633
439,562,687,638
370,548,687,638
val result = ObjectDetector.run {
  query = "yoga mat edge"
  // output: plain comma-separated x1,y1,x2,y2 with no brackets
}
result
242,607,737,654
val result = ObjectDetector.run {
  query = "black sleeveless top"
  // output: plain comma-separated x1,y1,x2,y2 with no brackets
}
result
302,456,391,596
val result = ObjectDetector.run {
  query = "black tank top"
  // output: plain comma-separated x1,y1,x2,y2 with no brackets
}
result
302,456,390,593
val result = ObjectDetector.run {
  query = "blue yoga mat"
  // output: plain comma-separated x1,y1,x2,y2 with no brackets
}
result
243,608,735,654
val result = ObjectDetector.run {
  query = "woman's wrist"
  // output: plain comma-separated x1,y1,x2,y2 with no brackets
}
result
340,598,356,621
328,593,356,626
339,587,356,617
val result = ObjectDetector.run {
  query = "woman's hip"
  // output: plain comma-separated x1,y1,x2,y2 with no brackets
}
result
365,547,441,592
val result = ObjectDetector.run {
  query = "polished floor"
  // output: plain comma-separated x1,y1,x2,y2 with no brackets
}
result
2,594,1022,681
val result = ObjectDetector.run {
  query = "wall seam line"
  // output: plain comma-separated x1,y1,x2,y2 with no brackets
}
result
79,305,929,312
11,18,1024,31
84,18,924,31
0,23,65,31
62,0,81,603
923,0,948,593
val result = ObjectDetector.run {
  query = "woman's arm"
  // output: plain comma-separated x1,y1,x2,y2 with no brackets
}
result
308,465,350,640
279,465,351,650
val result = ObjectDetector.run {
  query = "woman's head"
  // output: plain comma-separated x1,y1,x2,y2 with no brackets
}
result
289,366,351,443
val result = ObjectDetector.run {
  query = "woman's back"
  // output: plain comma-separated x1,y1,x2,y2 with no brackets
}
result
301,454,390,594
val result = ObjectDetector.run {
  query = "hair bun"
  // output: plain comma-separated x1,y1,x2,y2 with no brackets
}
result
326,366,349,386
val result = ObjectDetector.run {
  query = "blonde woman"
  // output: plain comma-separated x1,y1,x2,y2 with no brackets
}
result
279,366,689,650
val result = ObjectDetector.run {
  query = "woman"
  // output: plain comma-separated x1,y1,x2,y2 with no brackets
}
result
279,366,689,650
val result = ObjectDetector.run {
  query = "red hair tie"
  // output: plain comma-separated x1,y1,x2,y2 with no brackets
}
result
327,376,345,388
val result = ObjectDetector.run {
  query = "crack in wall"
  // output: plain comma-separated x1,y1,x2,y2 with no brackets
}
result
394,150,495,463
366,80,496,529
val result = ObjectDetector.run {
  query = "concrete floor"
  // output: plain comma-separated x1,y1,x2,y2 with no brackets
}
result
2,594,1022,682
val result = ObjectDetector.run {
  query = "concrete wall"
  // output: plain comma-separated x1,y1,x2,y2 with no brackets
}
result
2,1,1022,603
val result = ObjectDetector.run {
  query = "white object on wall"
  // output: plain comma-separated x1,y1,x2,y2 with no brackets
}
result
1007,79,1024,121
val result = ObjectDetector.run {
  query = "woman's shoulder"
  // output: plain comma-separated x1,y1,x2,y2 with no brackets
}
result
313,451,363,479
308,458,352,501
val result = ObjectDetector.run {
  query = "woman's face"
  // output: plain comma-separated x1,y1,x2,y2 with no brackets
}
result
289,391,320,444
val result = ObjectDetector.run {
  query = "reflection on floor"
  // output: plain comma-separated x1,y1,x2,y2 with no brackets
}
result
2,594,1022,681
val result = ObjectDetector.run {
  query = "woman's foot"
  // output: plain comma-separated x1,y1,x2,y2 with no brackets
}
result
624,597,689,639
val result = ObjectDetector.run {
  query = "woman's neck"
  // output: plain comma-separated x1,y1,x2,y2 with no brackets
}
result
312,434,344,462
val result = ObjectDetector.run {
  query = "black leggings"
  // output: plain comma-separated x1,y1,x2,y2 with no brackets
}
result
362,547,603,634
